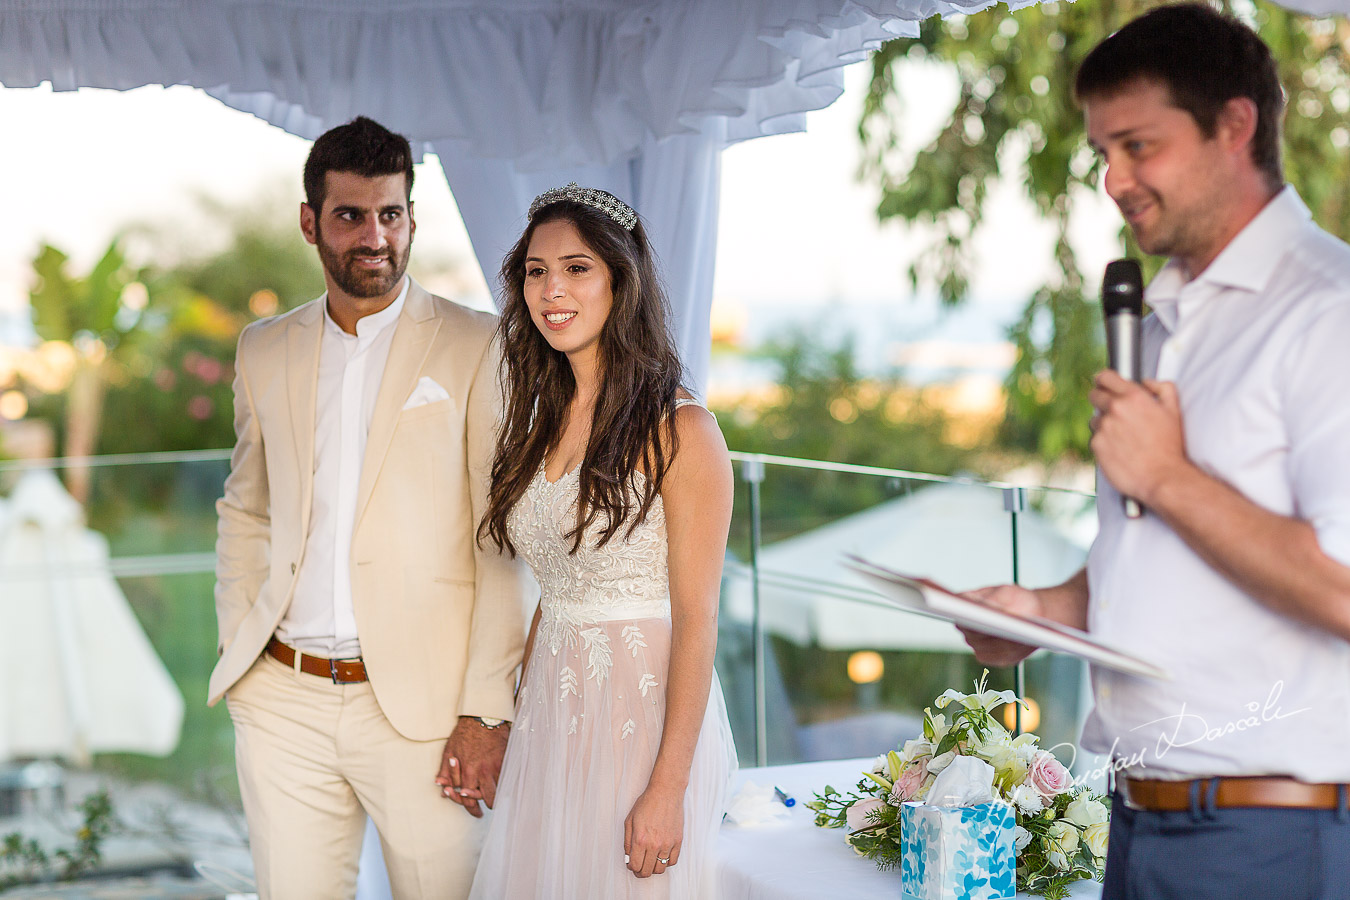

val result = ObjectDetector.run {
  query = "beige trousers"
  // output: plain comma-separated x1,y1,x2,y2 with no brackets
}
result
226,653,486,900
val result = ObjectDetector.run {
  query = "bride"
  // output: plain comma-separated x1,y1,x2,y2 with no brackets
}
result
463,184,737,899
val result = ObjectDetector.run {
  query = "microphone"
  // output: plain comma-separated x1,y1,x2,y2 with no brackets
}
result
1101,259,1144,519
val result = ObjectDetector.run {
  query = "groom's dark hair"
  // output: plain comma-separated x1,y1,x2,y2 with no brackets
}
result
1075,3,1284,189
303,116,415,213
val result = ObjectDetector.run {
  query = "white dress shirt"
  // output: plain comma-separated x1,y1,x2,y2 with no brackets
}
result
278,278,409,658
1082,188,1350,782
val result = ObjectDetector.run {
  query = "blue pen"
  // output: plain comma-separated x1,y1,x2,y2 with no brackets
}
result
774,785,796,807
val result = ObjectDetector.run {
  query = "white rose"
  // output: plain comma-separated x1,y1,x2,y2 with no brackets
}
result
1083,821,1109,860
926,750,957,776
871,754,889,776
1064,796,1109,828
1044,821,1081,871
1012,825,1033,852
1009,783,1046,816
846,797,887,832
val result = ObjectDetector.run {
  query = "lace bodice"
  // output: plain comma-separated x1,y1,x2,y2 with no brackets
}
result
505,400,704,661
507,465,671,655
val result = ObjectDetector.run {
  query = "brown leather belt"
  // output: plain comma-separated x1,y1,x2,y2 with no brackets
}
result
266,636,368,684
1121,776,1347,812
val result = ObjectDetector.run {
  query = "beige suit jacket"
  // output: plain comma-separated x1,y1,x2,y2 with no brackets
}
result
208,280,526,741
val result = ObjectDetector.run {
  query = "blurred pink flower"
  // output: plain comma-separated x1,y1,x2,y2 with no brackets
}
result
154,369,176,391
188,395,214,420
197,357,224,384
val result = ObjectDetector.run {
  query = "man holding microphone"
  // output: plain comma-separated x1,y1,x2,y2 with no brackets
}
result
963,5,1350,897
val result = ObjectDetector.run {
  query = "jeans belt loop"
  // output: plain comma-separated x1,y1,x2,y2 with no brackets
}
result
1338,785,1349,824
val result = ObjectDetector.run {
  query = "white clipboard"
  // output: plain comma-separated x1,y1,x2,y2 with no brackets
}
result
843,555,1170,681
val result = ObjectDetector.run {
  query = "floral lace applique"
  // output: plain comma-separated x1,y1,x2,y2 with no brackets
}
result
559,666,579,700
580,627,613,682
508,461,673,697
622,625,647,656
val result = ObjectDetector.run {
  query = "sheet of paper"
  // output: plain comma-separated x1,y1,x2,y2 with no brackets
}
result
843,555,1169,681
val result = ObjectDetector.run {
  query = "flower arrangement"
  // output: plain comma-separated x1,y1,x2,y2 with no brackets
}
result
807,672,1108,899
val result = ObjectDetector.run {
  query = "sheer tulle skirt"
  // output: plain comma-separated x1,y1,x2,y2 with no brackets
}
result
470,615,736,900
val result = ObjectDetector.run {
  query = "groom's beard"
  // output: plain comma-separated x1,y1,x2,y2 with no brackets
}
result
315,225,412,299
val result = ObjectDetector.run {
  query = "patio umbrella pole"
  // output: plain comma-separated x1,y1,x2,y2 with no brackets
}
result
744,456,768,767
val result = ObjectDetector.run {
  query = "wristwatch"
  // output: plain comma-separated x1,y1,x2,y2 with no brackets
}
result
465,716,507,730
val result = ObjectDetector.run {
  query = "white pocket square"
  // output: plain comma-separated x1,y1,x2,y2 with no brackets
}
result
402,376,451,410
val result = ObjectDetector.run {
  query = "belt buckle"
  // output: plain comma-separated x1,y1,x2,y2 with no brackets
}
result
329,657,360,684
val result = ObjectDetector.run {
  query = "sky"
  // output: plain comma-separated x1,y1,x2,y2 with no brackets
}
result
0,61,1125,351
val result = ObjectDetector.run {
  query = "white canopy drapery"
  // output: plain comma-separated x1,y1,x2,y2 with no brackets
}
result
0,0,1028,394
3,1,1348,389
4,0,1346,389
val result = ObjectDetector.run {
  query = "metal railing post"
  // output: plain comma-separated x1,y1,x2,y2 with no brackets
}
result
1003,486,1027,736
743,455,768,768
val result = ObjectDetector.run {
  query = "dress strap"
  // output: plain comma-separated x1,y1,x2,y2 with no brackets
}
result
672,395,716,423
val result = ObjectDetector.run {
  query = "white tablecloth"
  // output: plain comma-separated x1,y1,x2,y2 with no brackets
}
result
715,758,1103,900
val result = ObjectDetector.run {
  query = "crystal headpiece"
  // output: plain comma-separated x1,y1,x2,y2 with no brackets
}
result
528,183,638,231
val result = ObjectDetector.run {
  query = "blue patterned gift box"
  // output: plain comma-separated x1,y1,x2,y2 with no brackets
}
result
900,801,1016,900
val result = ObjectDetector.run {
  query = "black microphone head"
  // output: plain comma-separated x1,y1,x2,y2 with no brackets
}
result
1102,258,1144,317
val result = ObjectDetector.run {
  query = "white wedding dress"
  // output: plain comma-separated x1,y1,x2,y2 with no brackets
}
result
469,403,736,900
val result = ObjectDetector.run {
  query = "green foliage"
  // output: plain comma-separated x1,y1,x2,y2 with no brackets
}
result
23,196,325,458
0,790,115,889
30,242,138,346
713,328,980,543
861,0,1350,460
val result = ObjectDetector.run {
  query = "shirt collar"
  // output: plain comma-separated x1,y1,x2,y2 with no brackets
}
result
321,276,410,340
1145,186,1310,333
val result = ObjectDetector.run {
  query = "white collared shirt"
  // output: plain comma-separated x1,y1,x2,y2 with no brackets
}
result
1082,188,1350,782
277,278,409,658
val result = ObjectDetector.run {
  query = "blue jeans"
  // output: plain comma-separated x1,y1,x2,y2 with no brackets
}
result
1102,787,1350,900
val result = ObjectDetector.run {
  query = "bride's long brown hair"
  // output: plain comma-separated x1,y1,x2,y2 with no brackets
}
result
478,198,683,556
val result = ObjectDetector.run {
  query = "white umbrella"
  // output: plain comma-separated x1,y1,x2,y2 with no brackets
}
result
0,469,184,766
723,481,1087,651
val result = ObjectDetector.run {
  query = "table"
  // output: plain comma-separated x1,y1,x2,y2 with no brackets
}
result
715,758,1102,900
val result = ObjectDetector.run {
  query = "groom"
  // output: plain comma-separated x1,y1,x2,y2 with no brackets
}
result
209,116,525,899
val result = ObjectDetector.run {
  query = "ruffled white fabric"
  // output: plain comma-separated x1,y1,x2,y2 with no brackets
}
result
1,0,1006,168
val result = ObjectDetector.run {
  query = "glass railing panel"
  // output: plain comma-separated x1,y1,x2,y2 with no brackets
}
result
2,450,1101,798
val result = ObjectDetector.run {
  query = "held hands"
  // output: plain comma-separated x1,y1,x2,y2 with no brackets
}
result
1089,370,1191,507
624,783,684,878
434,717,510,818
957,585,1043,667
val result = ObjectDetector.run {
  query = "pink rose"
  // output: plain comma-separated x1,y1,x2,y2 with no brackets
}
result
1029,750,1073,799
846,797,887,832
890,761,929,803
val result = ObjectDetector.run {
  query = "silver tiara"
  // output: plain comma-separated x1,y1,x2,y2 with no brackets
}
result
528,182,638,231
